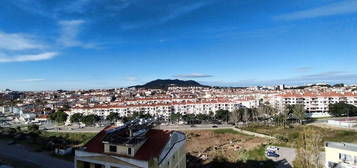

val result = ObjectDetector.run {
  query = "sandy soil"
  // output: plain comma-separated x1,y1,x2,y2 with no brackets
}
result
183,130,267,163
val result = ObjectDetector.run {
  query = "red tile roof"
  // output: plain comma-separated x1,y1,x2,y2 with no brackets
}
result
83,126,172,161
84,125,115,153
134,129,171,160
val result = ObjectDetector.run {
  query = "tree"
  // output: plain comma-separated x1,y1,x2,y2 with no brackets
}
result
273,107,289,127
215,110,229,122
128,112,152,120
293,127,323,168
27,124,39,132
329,102,357,117
70,113,83,124
106,112,120,122
182,114,196,122
292,104,305,124
196,113,210,121
49,110,68,123
82,114,101,126
170,112,182,124
229,109,240,123
256,104,278,118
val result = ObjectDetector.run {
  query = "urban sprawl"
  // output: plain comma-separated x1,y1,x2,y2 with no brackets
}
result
1,83,357,126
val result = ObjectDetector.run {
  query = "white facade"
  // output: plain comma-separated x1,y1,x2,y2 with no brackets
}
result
272,92,357,118
68,101,243,119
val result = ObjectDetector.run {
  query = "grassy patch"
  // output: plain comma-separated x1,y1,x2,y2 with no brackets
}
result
42,132,96,146
213,129,242,135
241,125,357,147
212,129,254,138
247,145,267,161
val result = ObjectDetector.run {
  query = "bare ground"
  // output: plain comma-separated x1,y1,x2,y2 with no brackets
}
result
183,129,268,164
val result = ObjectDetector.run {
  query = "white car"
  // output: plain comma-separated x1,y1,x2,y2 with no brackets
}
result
266,146,279,152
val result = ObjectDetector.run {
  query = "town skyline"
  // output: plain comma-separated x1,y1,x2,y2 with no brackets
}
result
1,0,357,90
0,78,355,91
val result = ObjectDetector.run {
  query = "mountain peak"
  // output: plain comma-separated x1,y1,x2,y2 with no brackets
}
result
132,79,208,89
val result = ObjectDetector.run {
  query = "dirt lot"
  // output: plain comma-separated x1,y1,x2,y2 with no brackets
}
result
184,129,268,164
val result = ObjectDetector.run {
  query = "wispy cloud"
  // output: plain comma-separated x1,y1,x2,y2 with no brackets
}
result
0,32,46,50
58,20,95,48
121,1,213,29
0,31,58,63
174,73,213,78
60,0,91,14
275,0,357,20
127,76,138,82
15,78,46,82
0,52,58,63
295,66,313,72
203,71,357,86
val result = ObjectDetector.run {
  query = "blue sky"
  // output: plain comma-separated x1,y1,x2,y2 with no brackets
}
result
1,0,357,90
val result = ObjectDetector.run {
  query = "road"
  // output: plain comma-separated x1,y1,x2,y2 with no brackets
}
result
0,141,73,168
267,147,296,168
158,124,231,130
267,146,325,168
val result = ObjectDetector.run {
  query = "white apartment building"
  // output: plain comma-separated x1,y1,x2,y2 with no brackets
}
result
272,92,357,118
68,100,244,120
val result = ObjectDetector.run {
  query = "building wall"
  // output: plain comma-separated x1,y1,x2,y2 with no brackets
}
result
104,140,146,157
325,146,357,166
159,140,186,168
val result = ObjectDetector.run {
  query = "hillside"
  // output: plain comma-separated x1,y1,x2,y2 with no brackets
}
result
132,79,208,89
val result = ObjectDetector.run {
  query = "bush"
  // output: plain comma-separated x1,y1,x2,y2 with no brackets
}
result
276,135,288,142
27,125,39,132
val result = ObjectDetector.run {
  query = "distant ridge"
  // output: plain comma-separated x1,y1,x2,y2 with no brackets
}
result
132,79,209,89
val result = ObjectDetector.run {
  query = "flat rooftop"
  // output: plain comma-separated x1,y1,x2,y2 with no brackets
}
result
325,141,357,152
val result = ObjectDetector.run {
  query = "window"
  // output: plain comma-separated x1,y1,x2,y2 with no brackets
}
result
83,162,90,168
339,153,352,162
95,164,103,168
128,147,132,155
346,155,352,162
109,145,117,152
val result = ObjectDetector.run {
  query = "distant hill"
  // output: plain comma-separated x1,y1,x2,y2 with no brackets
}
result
132,79,208,89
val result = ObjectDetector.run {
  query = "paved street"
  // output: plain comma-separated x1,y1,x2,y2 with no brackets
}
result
267,146,325,168
0,141,73,168
267,147,296,168
158,124,231,130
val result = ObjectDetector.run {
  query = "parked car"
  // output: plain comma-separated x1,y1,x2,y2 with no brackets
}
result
266,146,279,152
267,151,280,157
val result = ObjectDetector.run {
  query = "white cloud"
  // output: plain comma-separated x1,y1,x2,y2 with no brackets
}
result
295,66,313,72
0,32,46,50
15,78,46,82
127,76,138,82
58,20,94,48
203,71,357,87
275,0,357,20
0,52,58,63
174,73,213,78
